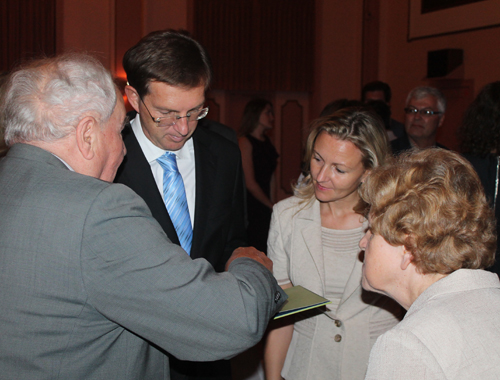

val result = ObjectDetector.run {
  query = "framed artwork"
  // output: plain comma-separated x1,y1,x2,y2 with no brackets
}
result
408,0,500,40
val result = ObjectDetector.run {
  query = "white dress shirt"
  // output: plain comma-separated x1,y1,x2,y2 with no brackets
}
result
52,154,74,171
130,116,196,227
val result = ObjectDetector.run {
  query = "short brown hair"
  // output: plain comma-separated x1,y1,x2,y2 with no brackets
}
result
123,30,212,98
360,148,496,274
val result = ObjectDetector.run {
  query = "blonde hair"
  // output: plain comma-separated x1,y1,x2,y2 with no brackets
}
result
360,149,496,274
295,107,390,207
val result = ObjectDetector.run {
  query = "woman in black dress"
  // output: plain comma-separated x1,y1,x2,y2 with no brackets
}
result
238,98,279,253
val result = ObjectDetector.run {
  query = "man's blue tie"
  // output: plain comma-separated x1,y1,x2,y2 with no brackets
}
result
157,152,192,255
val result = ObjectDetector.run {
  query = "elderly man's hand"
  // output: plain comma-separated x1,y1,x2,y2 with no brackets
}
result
226,247,272,272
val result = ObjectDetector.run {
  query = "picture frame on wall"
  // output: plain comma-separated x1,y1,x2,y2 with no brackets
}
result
408,0,500,40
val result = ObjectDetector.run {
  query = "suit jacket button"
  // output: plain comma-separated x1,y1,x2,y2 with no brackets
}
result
334,334,342,342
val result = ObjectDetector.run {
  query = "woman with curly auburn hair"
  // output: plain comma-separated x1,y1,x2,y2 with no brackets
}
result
360,148,500,380
264,107,403,380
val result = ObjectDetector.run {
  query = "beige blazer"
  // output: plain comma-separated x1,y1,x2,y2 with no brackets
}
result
365,269,500,380
268,196,402,380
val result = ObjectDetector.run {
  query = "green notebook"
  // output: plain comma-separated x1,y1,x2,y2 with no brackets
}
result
274,285,331,319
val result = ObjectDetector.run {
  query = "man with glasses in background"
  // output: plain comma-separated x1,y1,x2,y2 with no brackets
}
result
391,86,448,155
115,30,247,380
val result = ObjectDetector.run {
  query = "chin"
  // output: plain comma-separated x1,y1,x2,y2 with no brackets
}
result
361,276,371,291
361,275,382,295
314,189,334,203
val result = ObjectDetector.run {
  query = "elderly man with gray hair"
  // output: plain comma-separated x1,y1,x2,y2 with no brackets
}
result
0,53,286,380
391,86,448,155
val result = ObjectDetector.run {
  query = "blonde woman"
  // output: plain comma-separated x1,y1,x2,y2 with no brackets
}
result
265,108,403,380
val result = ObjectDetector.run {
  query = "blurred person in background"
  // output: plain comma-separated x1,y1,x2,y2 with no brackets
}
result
366,100,396,142
391,86,447,155
238,98,279,254
362,80,404,139
459,81,500,276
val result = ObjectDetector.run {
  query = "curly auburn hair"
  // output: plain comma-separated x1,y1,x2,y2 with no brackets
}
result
359,148,496,274
459,81,500,157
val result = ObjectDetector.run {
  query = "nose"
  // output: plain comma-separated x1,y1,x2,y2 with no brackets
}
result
413,111,423,121
316,165,328,182
173,117,190,136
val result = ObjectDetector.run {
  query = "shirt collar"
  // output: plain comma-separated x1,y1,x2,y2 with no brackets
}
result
130,115,193,164
51,153,74,171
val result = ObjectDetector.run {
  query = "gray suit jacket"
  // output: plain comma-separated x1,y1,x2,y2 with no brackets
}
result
365,269,500,380
268,196,402,380
0,144,286,380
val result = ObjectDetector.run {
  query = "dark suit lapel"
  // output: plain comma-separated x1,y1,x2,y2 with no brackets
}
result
116,124,180,246
191,128,216,259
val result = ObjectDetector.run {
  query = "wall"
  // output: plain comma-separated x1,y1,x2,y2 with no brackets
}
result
57,0,116,68
312,0,364,119
55,0,366,122
378,0,500,123
40,0,500,118
143,0,189,34
57,0,190,75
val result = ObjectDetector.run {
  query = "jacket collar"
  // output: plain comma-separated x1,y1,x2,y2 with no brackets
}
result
407,269,500,317
295,198,366,307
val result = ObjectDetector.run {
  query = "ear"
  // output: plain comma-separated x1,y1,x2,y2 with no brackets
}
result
400,247,414,270
360,169,371,184
75,116,98,160
125,85,140,113
437,114,445,128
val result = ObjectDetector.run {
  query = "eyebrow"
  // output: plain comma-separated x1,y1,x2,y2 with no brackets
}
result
408,106,435,110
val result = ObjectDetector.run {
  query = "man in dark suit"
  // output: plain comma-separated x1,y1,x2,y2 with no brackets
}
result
391,86,448,155
114,30,247,379
199,117,238,145
0,53,285,380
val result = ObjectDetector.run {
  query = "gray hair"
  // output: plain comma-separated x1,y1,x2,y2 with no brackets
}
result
406,86,447,114
1,54,117,146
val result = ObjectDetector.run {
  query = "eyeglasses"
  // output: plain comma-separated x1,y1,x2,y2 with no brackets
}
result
140,98,209,127
404,107,442,117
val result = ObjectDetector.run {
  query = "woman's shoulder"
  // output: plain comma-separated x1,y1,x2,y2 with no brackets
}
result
275,195,302,208
274,195,315,216
238,135,251,145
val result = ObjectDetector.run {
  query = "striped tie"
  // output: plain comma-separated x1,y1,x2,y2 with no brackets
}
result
157,152,192,255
